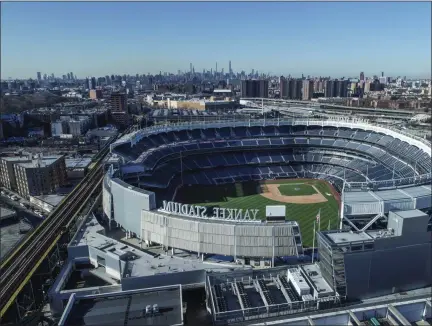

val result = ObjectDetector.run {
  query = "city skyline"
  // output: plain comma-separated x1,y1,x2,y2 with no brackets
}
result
1,2,431,79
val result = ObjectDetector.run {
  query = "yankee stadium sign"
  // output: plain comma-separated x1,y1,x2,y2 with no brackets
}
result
160,200,259,220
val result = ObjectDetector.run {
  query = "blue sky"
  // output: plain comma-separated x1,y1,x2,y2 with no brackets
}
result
1,2,431,79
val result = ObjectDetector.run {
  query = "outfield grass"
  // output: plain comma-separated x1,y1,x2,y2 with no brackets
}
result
277,184,317,196
175,180,340,247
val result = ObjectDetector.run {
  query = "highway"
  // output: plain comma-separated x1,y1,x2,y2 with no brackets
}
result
0,143,111,320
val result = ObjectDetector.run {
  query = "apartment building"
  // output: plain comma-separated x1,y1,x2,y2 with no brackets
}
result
1,154,67,198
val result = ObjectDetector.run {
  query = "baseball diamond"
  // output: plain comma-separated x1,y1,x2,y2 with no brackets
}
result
175,179,339,247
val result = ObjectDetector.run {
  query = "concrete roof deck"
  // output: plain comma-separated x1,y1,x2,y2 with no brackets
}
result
62,286,183,326
33,194,65,207
17,156,61,168
71,214,250,279
325,231,373,244
0,207,16,220
65,158,92,169
301,264,334,296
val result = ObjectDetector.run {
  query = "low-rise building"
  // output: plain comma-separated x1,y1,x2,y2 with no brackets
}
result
0,155,31,191
12,155,67,198
65,157,92,179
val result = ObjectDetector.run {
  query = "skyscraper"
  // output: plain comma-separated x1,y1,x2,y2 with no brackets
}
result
302,80,314,100
37,72,42,82
325,80,336,98
360,72,365,81
90,77,97,90
229,61,232,76
279,76,288,98
289,79,303,100
241,80,269,98
190,63,193,74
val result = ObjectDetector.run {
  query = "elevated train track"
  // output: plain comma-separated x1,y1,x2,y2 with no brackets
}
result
0,140,114,321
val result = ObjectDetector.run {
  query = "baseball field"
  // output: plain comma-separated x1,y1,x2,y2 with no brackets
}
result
175,179,340,248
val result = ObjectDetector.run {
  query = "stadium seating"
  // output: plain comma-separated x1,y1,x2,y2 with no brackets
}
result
113,123,431,192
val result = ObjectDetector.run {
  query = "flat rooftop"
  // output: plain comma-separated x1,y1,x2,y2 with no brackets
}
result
325,231,373,244
0,207,16,220
65,158,92,169
248,297,432,326
300,264,334,296
61,286,183,326
32,194,65,207
16,156,62,168
71,213,250,279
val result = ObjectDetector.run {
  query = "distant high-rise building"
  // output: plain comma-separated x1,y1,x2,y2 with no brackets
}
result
89,89,103,100
190,63,193,74
279,76,288,98
381,71,384,77
229,60,232,76
241,80,269,98
288,79,303,100
379,76,387,85
90,77,97,90
37,72,42,82
325,80,336,97
302,80,314,100
70,72,74,80
328,79,349,97
110,92,128,112
360,72,365,81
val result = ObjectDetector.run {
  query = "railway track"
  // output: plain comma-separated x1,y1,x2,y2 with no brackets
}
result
0,159,104,318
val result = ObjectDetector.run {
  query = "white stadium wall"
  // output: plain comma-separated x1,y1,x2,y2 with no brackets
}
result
141,210,301,258
108,176,156,236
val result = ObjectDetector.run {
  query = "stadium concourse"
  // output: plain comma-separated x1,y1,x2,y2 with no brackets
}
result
103,117,432,263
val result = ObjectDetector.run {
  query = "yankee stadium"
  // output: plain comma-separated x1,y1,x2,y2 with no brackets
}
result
48,115,432,326
103,117,431,264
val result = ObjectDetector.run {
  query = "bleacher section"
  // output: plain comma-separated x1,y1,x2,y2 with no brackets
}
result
112,122,431,201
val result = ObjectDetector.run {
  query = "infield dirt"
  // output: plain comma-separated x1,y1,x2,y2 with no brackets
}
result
260,181,328,204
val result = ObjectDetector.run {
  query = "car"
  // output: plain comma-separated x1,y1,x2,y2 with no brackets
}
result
0,191,5,195
20,202,26,208
11,196,19,201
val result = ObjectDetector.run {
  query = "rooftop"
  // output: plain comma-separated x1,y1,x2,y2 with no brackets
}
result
60,286,183,326
32,194,65,207
393,209,429,219
300,264,334,296
325,231,373,244
0,207,16,220
65,158,92,169
248,297,432,326
16,155,62,169
71,213,250,279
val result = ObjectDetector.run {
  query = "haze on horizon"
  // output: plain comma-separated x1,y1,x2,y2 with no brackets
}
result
1,1,431,80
